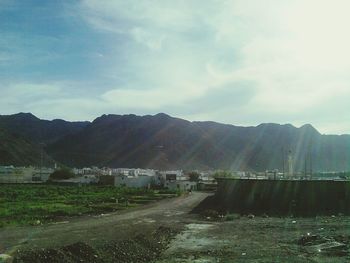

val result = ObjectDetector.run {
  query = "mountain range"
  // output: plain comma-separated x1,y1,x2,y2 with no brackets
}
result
0,112,349,171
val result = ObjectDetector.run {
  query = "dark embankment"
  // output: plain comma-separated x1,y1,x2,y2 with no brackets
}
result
194,178,350,217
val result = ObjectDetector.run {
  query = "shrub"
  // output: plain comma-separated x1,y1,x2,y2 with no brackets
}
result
49,169,75,180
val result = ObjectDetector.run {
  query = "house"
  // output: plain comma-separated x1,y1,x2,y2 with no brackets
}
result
160,170,185,181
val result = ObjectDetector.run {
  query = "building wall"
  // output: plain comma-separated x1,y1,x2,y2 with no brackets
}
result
165,180,197,191
99,175,115,185
114,175,155,188
0,167,53,183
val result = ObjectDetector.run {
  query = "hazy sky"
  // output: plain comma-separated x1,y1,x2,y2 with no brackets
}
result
1,0,350,134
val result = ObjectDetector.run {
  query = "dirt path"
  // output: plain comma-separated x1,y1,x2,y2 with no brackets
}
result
0,192,210,255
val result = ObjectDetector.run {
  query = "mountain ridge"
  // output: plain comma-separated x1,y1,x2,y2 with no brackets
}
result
1,112,349,171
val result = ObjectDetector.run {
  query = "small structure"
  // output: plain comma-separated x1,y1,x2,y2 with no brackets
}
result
114,174,155,188
165,180,197,191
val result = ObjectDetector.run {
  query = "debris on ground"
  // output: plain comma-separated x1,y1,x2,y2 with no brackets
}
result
0,254,12,262
298,234,330,246
247,214,255,219
304,241,347,256
298,233,349,257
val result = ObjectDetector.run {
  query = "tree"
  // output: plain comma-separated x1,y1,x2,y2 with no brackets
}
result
188,171,200,182
49,168,74,180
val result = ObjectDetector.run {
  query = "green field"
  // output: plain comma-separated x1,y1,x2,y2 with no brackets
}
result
0,184,178,227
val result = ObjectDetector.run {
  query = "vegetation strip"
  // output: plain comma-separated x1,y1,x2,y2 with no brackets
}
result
0,185,178,227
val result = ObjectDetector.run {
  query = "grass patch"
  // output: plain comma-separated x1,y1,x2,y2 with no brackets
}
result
0,184,177,226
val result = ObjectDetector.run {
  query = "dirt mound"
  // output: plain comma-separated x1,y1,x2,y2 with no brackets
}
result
100,226,176,263
61,242,100,263
13,226,177,263
14,248,69,263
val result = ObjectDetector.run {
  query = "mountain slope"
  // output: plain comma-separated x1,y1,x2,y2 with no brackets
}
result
0,128,52,166
47,113,350,171
0,113,90,144
0,113,89,166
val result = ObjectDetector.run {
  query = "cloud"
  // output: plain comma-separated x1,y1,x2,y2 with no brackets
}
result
67,1,350,133
129,27,165,50
2,0,350,134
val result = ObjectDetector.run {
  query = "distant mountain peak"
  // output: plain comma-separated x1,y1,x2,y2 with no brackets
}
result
12,112,39,120
299,124,320,135
257,123,297,130
154,112,170,118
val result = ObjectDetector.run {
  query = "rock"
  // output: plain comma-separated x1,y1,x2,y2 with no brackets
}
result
247,214,255,219
298,234,329,246
305,241,347,256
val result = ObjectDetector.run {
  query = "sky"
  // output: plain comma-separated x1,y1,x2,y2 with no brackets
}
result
1,0,350,134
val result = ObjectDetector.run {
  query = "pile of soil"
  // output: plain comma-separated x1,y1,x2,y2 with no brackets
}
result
13,226,177,263
100,226,176,263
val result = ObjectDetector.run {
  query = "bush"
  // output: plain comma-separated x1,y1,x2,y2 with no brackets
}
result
49,169,75,181
225,213,240,221
188,171,200,182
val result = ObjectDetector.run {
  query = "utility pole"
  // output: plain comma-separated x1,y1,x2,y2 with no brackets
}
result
309,142,313,179
282,147,285,177
40,143,44,178
288,150,294,178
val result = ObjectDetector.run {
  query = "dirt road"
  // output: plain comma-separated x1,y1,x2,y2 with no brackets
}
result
0,192,210,255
